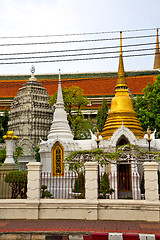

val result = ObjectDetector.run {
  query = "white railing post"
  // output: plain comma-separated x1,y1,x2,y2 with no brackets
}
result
143,162,159,202
84,162,98,220
26,162,42,219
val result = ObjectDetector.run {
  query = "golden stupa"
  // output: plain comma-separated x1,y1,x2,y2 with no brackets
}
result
101,32,144,140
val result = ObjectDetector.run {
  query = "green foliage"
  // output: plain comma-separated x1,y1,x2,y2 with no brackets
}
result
65,148,120,173
41,184,52,198
71,114,93,140
96,99,108,132
0,108,9,143
34,147,41,162
73,172,85,193
99,173,114,198
72,172,85,199
49,85,93,140
66,144,160,174
0,149,6,165
0,146,24,165
13,146,23,164
4,170,27,199
133,74,160,135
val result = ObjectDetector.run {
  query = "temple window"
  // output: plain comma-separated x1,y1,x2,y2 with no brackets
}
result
52,142,64,177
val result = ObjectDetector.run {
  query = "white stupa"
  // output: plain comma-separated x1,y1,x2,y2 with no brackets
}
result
48,69,74,141
39,70,79,172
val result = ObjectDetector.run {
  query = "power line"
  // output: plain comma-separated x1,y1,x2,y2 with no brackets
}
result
0,47,157,61
0,42,158,56
0,27,159,39
0,52,156,65
0,34,158,47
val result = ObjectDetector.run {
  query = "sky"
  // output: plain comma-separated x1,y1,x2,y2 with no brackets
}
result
0,0,160,75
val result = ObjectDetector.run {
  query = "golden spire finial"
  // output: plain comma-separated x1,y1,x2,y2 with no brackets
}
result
153,28,160,69
120,31,122,56
116,31,127,88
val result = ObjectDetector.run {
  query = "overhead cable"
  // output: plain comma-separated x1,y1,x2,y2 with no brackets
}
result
0,34,159,47
0,42,158,56
0,52,156,65
0,27,159,39
0,47,157,61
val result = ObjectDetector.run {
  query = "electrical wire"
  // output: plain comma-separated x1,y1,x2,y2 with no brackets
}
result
0,52,156,65
0,47,157,61
0,27,159,39
0,34,159,47
0,42,158,56
0,28,159,65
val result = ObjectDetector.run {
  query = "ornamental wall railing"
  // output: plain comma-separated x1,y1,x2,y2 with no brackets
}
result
0,162,158,201
40,172,85,199
98,171,143,200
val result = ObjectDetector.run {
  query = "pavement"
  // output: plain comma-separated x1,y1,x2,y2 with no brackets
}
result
0,219,160,239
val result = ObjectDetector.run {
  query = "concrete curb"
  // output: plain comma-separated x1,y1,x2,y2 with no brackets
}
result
83,233,160,240
0,233,160,240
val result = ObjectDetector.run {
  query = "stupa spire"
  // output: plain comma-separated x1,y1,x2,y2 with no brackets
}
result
27,65,37,83
48,70,73,140
56,69,64,106
101,31,144,140
153,28,160,69
116,31,127,89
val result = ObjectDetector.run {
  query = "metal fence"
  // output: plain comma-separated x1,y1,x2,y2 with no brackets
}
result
98,171,144,200
0,169,144,200
0,171,27,199
40,172,85,199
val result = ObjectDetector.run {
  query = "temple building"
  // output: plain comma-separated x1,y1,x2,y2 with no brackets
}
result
8,67,53,168
39,31,160,200
1,28,160,189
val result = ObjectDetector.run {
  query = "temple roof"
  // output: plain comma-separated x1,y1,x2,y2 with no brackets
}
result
0,71,158,99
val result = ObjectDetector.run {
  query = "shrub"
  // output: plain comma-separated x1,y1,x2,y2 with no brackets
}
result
72,172,85,198
41,185,52,198
0,149,6,165
99,172,114,199
4,170,27,199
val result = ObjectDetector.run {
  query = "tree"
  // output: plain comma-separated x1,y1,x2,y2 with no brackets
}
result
96,99,108,132
49,85,93,139
133,74,160,137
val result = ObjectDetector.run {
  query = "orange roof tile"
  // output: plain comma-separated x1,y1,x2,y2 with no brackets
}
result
0,75,156,99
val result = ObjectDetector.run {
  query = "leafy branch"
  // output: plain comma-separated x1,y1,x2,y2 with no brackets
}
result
65,144,160,173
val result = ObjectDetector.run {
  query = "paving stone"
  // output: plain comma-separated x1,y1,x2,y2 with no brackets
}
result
109,233,123,240
69,235,83,240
